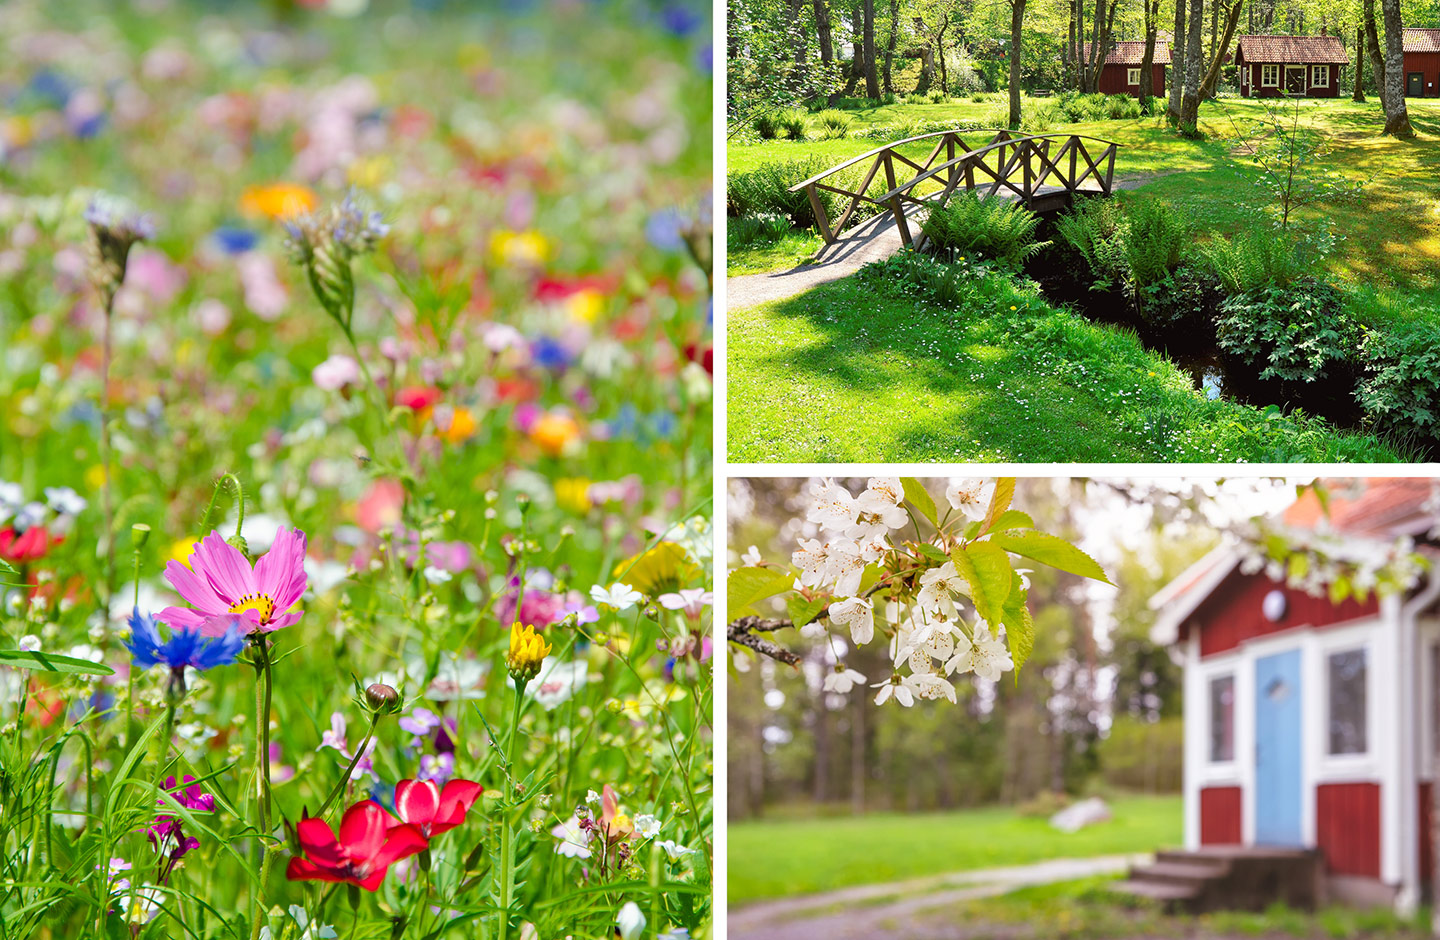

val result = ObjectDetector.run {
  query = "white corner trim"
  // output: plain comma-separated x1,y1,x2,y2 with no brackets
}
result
1396,574,1440,911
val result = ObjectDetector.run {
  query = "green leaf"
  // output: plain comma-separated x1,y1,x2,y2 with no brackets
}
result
0,650,115,676
951,542,1013,626
901,478,938,527
914,544,950,563
1001,601,1035,675
990,530,1111,584
858,564,883,595
787,594,828,629
979,478,1016,534
726,566,794,619
988,510,1034,531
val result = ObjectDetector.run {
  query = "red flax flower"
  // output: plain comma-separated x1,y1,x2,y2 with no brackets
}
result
286,801,427,890
0,525,54,564
390,778,483,838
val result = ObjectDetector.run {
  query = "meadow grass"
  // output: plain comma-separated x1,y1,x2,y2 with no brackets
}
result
728,795,1182,904
727,275,1404,463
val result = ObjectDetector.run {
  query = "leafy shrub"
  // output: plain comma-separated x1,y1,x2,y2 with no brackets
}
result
777,109,808,140
890,116,925,140
1136,262,1224,329
753,111,780,139
856,248,1008,308
921,192,1046,268
728,212,793,248
1053,197,1129,290
1200,228,1309,295
728,157,888,230
949,67,987,97
927,88,948,104
815,109,853,139
1124,200,1189,292
1215,279,1360,383
881,91,898,105
1052,92,1141,122
1357,320,1440,438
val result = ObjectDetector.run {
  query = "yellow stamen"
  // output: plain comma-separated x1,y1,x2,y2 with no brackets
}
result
228,593,276,623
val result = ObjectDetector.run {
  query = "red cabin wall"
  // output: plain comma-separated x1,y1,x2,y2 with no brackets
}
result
1237,60,1341,98
1423,782,1434,888
1095,63,1166,97
1316,783,1382,878
1200,786,1243,844
1404,52,1440,96
1190,570,1379,659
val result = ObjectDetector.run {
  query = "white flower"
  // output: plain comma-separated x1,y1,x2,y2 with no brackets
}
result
873,678,915,707
552,816,593,859
525,659,588,710
826,540,868,597
853,477,909,530
946,623,1014,681
617,901,646,940
807,479,858,531
916,561,966,612
422,565,452,585
426,654,490,701
633,814,662,838
658,589,712,617
945,479,995,520
741,545,763,566
658,929,692,940
823,666,867,694
798,619,827,640
906,672,957,703
43,487,86,516
656,840,694,861
792,538,830,588
590,582,644,610
18,635,40,652
828,596,874,645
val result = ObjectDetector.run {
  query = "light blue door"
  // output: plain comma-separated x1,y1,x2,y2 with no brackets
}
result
1254,649,1304,846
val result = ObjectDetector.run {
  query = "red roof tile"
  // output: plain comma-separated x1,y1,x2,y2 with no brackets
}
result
1404,28,1440,53
1235,34,1350,64
1081,41,1172,66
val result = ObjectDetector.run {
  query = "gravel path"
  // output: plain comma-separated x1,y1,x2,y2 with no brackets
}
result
728,854,1149,940
724,175,1167,312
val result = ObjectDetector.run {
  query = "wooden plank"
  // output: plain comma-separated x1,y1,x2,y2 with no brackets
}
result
806,184,834,244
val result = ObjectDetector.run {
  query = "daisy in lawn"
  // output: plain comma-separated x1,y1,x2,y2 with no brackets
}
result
160,528,308,636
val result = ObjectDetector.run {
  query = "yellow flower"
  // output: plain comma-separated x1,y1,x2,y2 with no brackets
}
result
1009,305,1017,311
239,183,318,220
530,412,582,457
554,478,593,515
490,229,550,267
613,542,702,597
565,289,605,323
168,537,197,568
507,622,552,682
84,464,108,491
346,156,391,189
440,407,478,444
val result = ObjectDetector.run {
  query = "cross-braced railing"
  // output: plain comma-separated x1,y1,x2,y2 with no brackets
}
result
788,130,1121,247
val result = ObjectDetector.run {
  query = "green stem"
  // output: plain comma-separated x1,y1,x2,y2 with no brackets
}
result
497,685,525,940
125,547,142,750
249,635,274,940
316,713,380,818
99,296,115,611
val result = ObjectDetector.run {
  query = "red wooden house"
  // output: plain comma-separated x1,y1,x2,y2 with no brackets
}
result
1080,41,1170,97
1235,35,1348,97
1149,479,1439,912
1403,28,1440,97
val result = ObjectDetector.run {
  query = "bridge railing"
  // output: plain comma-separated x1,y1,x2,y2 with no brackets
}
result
787,130,1120,247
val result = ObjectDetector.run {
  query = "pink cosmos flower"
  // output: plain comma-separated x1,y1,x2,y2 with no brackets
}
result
160,528,308,637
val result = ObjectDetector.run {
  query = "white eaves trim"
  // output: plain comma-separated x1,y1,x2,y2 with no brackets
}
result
1149,542,1242,646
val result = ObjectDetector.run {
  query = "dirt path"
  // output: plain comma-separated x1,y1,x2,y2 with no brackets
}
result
724,175,1168,312
728,854,1149,940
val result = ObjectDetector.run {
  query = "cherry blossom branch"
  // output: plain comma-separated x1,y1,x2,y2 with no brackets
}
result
726,617,804,666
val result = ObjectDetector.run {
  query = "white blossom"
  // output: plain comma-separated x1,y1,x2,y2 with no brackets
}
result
827,596,874,645
945,479,994,520
822,666,867,694
946,623,1014,681
807,479,858,531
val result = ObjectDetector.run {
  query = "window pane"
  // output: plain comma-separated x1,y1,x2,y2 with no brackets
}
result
1328,649,1368,756
1432,642,1440,757
1210,675,1235,762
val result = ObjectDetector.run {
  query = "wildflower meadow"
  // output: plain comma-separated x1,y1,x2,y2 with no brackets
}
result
0,1,713,938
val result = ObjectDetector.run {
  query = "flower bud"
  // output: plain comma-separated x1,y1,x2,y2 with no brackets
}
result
226,534,250,559
506,622,552,685
131,523,151,550
364,682,401,715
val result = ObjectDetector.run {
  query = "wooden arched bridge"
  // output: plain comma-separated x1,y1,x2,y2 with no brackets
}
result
788,129,1121,249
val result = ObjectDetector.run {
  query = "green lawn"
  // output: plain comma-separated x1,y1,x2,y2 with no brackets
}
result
728,795,1183,905
728,274,1404,462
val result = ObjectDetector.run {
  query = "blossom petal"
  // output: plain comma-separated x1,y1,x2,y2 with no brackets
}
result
373,823,429,868
157,605,209,631
163,558,228,613
337,801,388,859
295,817,342,867
395,779,440,826
285,857,345,884
193,532,256,603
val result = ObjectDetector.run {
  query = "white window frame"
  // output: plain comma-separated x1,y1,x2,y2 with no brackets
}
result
1127,67,1141,85
1208,671,1238,767
1317,636,1375,776
1311,64,1330,87
1261,63,1280,87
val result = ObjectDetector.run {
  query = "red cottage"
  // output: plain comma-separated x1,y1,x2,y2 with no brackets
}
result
1235,35,1348,98
1403,28,1440,97
1080,41,1171,97
1151,479,1440,913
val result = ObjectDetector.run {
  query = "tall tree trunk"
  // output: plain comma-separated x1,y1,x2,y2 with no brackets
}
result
789,0,808,66
1086,0,1110,92
883,0,899,93
1365,0,1388,111
1199,0,1243,98
812,689,830,803
846,3,863,93
815,0,834,68
935,15,950,93
1067,2,1078,90
1168,0,1186,121
1010,0,1027,126
1208,0,1218,64
863,0,880,98
1353,24,1366,101
1380,0,1413,136
1074,0,1087,90
1139,0,1159,104
1179,0,1204,130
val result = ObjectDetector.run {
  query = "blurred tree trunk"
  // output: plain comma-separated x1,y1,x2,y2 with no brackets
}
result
1138,0,1160,105
815,0,834,68
850,684,866,813
1168,0,1186,121
1431,777,1439,935
1380,0,1413,137
812,681,831,803
863,0,881,97
883,0,900,93
1353,25,1366,101
1085,0,1110,92
1009,0,1026,125
790,0,809,65
1364,0,1388,112
846,3,864,93
1067,2,1079,90
1178,0,1204,130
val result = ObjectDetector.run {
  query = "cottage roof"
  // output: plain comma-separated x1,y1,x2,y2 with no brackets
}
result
1403,27,1440,53
1235,34,1350,64
1081,40,1172,65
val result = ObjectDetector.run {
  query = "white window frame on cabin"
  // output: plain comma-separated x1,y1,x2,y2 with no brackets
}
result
1311,65,1330,87
1127,67,1141,85
1208,671,1238,767
1261,64,1280,87
1315,629,1376,780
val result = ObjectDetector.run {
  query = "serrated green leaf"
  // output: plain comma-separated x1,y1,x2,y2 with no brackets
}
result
989,531,1111,584
1002,603,1035,675
951,542,1012,626
979,478,1016,534
988,510,1034,531
962,520,982,541
914,544,949,562
0,650,115,676
858,564,882,595
901,478,938,527
786,594,828,628
726,566,794,619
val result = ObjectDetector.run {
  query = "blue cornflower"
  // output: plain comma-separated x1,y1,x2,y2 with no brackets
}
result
212,226,258,255
126,608,244,672
530,336,573,370
659,3,704,36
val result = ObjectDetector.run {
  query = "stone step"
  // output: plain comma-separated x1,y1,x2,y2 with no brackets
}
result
1129,860,1229,886
1110,879,1203,903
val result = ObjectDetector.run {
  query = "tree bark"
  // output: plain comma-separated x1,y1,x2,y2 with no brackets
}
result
1168,0,1186,121
845,3,863,93
1178,0,1204,130
1067,2,1078,90
850,685,866,813
1365,0,1388,112
1086,0,1110,92
1138,0,1160,104
1198,0,1242,99
1010,0,1026,126
1074,0,1087,90
863,0,880,98
934,13,950,93
815,0,834,67
883,0,899,93
1353,24,1366,101
1380,0,1413,137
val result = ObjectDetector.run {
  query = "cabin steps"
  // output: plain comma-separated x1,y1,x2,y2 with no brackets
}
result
1111,846,1325,914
